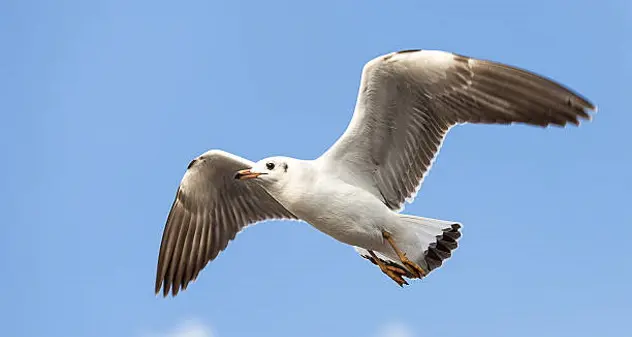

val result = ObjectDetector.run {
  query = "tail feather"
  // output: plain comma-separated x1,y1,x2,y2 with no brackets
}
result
398,214,462,272
355,214,462,280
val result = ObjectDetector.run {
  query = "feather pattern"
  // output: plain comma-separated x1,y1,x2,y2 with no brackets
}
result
155,150,297,296
318,49,596,210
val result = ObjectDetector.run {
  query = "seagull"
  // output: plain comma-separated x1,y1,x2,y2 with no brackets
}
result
154,49,596,296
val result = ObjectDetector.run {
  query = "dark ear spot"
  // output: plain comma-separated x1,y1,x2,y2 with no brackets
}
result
283,163,288,172
187,158,200,170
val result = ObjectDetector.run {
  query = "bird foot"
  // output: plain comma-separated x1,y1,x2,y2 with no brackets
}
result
382,231,427,279
379,264,409,287
400,254,427,279
365,252,410,287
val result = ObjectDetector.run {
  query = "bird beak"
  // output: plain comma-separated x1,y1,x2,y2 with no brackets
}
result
234,169,264,180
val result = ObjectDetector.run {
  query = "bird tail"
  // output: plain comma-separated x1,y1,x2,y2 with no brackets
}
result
397,214,462,273
355,215,462,277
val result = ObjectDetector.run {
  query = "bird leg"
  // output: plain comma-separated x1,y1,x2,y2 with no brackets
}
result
382,231,427,278
367,251,409,287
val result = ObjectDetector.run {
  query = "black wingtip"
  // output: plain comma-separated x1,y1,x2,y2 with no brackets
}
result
396,49,422,55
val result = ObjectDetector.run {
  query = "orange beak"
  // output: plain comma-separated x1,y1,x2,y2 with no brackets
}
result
234,169,264,180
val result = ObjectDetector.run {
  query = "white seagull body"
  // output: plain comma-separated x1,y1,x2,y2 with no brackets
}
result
155,49,596,296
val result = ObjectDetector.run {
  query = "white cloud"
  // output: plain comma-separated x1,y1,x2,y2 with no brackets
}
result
146,319,418,337
142,319,214,337
376,321,415,337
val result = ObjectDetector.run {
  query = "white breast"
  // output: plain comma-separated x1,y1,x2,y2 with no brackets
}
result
277,172,393,249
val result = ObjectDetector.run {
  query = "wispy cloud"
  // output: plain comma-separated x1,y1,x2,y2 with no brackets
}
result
376,321,415,337
142,319,214,337
146,319,415,337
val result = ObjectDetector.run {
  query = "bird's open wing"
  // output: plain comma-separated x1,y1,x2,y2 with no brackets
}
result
155,150,296,296
317,49,596,210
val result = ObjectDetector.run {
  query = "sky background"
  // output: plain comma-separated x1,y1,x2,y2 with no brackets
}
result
2,1,631,336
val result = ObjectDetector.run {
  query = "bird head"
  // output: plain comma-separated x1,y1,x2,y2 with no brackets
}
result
234,156,292,186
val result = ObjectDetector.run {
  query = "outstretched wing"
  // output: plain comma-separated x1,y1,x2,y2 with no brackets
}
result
155,150,296,296
318,49,596,210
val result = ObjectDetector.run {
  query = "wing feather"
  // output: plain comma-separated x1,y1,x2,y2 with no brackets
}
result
318,49,596,210
155,150,296,296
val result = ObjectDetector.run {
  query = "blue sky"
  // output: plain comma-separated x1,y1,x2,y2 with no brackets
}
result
2,1,631,336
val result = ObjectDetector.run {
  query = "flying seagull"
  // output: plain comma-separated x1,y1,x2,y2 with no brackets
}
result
155,49,596,296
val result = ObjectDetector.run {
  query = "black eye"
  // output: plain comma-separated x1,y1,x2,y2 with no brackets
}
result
266,162,275,170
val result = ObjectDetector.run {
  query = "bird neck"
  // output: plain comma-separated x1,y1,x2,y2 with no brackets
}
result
264,159,317,207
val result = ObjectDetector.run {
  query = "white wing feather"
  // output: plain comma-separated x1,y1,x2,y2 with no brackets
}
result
318,50,596,211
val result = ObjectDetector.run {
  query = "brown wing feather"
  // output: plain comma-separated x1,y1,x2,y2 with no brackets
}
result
155,150,296,297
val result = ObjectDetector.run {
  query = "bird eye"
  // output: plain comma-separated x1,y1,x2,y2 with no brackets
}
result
266,162,275,170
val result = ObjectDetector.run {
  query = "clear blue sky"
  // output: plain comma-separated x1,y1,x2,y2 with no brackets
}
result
2,1,631,337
